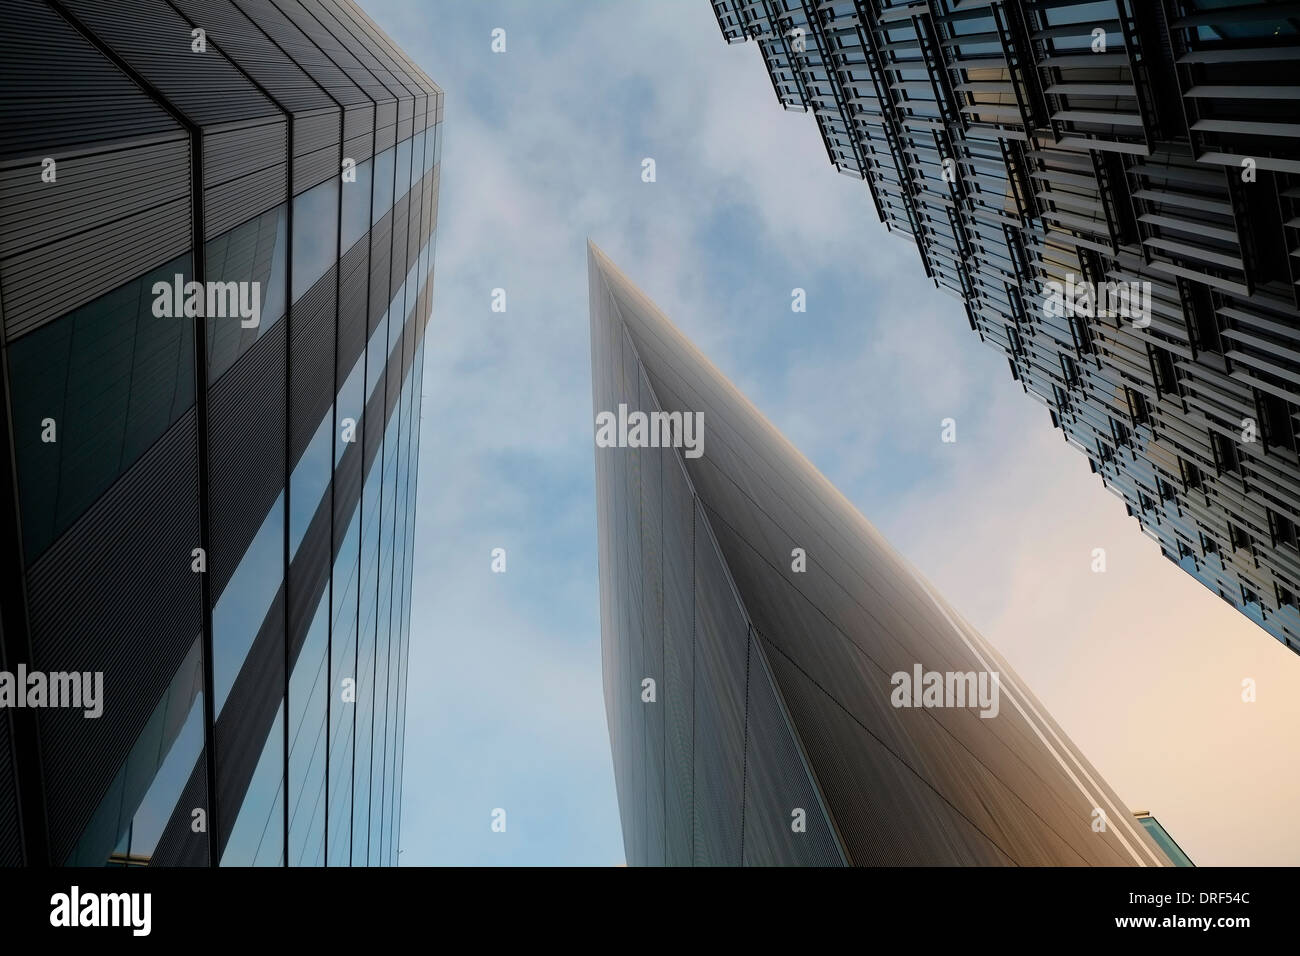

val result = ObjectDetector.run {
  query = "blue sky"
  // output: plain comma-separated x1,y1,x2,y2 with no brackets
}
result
366,0,1300,866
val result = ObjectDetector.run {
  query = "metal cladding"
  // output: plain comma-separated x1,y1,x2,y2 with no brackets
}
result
589,241,1172,866
710,0,1300,655
0,0,440,866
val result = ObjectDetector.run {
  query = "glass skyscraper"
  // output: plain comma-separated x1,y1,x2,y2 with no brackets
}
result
0,0,440,866
589,241,1174,866
710,0,1300,655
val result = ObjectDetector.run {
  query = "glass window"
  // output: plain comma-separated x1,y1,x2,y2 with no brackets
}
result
336,352,364,466
351,453,384,865
409,133,424,191
206,204,288,382
352,604,375,865
394,137,412,205
370,146,395,225
387,281,405,330
368,408,405,863
366,312,389,403
340,157,372,254
290,407,333,557
65,638,205,865
123,688,205,862
220,702,284,867
389,302,406,361
424,123,438,174
291,178,339,303
289,589,329,866
8,253,195,562
212,492,285,716
405,259,419,311
328,505,360,865
366,610,393,866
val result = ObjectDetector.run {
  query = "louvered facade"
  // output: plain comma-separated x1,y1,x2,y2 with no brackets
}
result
0,0,440,866
711,0,1300,655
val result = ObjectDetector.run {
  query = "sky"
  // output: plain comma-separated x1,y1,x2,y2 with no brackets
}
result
364,0,1300,867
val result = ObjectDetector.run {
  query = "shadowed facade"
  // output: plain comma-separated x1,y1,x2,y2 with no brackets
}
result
0,0,439,867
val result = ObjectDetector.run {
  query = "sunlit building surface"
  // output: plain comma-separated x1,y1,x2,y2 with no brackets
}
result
711,0,1300,654
0,0,440,866
589,241,1170,866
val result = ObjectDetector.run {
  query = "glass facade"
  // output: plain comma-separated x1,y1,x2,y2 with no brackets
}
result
589,242,1172,866
1136,812,1195,867
711,0,1300,655
0,0,440,867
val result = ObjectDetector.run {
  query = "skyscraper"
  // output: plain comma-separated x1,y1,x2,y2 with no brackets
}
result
710,0,1300,655
588,241,1171,866
0,0,440,866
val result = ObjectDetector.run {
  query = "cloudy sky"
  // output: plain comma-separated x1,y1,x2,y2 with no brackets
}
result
364,0,1300,867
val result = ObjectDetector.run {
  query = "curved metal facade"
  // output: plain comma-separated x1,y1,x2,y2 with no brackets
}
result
589,242,1169,866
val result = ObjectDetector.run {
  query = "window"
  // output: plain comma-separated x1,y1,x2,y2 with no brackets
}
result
212,492,284,716
1201,530,1219,556
409,131,424,191
8,253,195,562
1060,353,1080,387
288,592,329,866
1110,417,1132,449
394,136,412,205
1273,510,1299,552
206,204,288,382
340,157,373,254
220,703,284,867
1212,432,1240,474
290,408,333,557
1187,285,1222,355
66,639,205,865
1228,523,1250,552
424,122,439,174
1259,391,1297,453
371,145,395,225
336,353,364,466
291,177,339,302
124,692,205,863
1126,386,1149,425
1007,325,1025,358
1152,346,1178,396
366,311,389,403
328,505,361,865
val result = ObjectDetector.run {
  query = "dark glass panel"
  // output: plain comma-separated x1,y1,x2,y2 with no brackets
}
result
9,253,194,561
